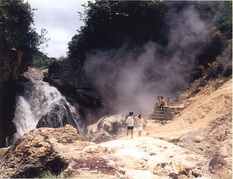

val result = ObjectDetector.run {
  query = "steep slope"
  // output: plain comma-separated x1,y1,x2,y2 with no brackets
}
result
145,78,232,140
144,78,232,178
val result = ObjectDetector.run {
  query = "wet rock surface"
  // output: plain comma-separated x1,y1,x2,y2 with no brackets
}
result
0,50,31,147
43,60,103,125
36,99,80,130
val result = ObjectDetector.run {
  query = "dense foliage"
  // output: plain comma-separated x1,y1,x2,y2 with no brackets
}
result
31,51,56,70
68,0,168,65
68,0,232,78
0,0,40,54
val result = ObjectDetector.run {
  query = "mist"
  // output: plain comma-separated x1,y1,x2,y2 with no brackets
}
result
84,6,210,116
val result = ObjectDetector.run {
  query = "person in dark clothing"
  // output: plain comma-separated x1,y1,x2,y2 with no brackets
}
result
159,96,166,112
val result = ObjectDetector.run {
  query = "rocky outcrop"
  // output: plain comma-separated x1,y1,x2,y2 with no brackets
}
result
0,125,216,178
0,125,118,178
0,125,85,178
0,50,31,147
87,114,126,142
89,128,113,144
43,60,103,126
176,114,232,178
36,99,80,131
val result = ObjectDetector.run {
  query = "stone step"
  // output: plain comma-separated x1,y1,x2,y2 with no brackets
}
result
150,116,166,120
150,114,166,117
150,117,166,120
154,108,169,111
151,112,168,115
170,102,181,105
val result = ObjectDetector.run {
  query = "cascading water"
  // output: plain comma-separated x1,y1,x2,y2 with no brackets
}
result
13,80,85,139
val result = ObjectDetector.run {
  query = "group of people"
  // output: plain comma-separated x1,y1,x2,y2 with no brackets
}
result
125,112,146,139
125,96,166,139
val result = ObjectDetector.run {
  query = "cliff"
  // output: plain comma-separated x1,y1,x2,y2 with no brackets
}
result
0,49,30,147
43,60,104,126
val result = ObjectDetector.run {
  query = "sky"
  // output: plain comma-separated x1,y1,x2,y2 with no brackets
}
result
28,0,88,58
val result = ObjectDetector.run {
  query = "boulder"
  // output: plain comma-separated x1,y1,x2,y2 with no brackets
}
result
193,136,204,143
36,99,79,130
209,157,227,173
87,114,126,141
0,125,119,178
0,125,85,178
91,128,113,144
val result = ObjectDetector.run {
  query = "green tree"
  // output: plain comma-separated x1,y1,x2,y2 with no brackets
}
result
68,0,168,65
0,0,40,54
31,51,56,70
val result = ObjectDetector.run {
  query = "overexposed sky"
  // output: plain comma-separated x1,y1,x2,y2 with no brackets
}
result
28,0,88,58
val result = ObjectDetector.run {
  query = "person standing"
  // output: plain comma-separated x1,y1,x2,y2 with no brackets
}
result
159,96,166,112
135,114,146,137
125,112,134,139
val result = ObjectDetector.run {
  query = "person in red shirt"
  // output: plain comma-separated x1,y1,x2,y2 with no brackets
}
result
159,96,166,112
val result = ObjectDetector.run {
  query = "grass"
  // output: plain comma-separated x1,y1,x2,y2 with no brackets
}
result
38,171,57,178
62,169,74,178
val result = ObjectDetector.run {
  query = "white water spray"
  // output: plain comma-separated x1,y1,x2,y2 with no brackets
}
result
13,80,84,139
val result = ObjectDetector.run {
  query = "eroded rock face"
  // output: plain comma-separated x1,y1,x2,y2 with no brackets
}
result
0,50,30,147
36,99,80,130
43,60,103,126
176,113,232,178
0,125,84,178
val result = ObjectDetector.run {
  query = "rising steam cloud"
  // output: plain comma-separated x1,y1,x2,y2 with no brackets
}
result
84,6,209,116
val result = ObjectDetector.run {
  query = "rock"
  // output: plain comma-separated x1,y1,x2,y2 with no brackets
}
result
91,128,113,144
0,148,8,159
43,60,103,125
87,114,126,141
191,169,204,178
209,157,227,173
149,151,156,156
83,145,105,154
193,136,204,143
0,125,85,178
178,174,189,179
36,99,79,131
172,162,188,175
0,50,30,147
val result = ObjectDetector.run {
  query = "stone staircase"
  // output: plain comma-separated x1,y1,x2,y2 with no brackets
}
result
149,105,172,124
150,79,203,123
149,96,184,124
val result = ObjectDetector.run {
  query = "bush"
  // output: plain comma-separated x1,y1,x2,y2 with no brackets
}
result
224,65,232,77
206,62,224,79
31,51,56,69
38,171,57,178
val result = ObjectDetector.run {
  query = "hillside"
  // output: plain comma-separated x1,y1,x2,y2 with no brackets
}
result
0,78,231,179
146,78,232,140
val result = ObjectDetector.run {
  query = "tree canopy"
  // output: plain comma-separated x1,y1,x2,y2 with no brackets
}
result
68,0,168,65
68,0,232,78
0,0,41,54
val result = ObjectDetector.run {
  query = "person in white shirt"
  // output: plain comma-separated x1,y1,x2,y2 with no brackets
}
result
125,112,134,139
135,114,146,137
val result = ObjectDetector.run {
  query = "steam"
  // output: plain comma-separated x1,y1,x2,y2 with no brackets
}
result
84,6,210,116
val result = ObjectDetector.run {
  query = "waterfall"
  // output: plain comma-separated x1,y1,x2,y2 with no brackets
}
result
13,80,85,139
